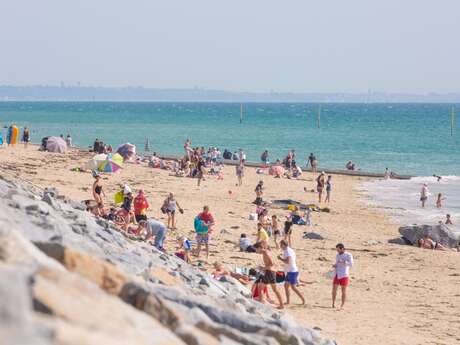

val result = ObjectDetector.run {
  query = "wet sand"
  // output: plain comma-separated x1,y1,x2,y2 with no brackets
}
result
1,145,459,345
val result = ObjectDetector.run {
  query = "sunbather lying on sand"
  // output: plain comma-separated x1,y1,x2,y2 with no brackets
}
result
418,235,445,250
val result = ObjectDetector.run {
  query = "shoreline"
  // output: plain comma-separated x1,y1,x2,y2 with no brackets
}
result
15,142,412,180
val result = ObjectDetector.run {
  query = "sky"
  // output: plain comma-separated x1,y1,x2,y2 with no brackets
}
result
1,0,459,93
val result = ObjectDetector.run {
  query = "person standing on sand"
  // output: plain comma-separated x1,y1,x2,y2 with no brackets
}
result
254,242,284,309
184,139,192,160
92,174,105,205
162,193,183,229
196,157,206,187
254,180,264,205
420,183,429,208
277,240,305,305
316,172,326,204
236,161,245,186
384,168,390,179
133,189,149,222
194,206,215,260
325,175,332,203
332,243,353,309
22,127,30,148
66,134,72,148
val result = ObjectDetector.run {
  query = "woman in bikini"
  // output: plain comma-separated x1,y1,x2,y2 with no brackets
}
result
92,174,105,205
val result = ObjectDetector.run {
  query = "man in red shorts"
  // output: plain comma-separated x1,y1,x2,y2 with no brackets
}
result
332,243,353,309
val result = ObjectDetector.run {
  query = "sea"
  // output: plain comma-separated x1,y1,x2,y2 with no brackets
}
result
0,101,459,228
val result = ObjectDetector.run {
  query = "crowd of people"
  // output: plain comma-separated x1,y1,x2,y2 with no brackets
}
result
82,139,356,311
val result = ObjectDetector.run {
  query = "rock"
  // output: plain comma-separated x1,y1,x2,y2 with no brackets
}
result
303,232,325,240
388,237,412,245
149,266,183,286
33,267,186,345
399,224,460,248
0,264,53,345
199,277,211,287
34,242,129,295
0,227,64,271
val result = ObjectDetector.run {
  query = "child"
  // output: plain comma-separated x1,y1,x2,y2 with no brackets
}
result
239,233,256,252
305,207,312,226
445,214,453,225
284,216,293,248
177,236,192,263
256,223,269,248
271,215,280,249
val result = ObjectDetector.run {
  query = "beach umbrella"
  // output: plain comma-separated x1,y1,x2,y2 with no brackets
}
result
98,153,123,173
83,153,107,171
46,136,67,153
116,143,136,161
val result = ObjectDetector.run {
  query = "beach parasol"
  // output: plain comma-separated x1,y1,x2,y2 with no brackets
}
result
116,143,136,161
46,136,67,153
98,153,123,173
83,153,107,171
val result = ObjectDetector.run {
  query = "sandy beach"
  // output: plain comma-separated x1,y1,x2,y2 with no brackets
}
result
1,145,459,345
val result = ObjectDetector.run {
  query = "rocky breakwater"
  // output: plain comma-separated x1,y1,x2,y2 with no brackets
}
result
399,224,460,248
0,176,335,345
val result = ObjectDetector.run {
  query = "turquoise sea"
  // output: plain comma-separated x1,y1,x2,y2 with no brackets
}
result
0,102,459,176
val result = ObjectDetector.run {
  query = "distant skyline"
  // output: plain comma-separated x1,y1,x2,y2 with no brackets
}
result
2,85,460,103
1,1,459,93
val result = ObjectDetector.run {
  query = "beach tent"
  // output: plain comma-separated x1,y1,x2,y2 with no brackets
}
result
45,136,67,153
84,153,108,171
116,143,136,161
98,153,123,173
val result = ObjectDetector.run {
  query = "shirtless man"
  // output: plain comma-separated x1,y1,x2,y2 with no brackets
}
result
254,242,284,309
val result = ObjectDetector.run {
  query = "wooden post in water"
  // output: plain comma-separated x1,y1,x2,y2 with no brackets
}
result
317,104,321,129
240,104,243,124
451,106,455,136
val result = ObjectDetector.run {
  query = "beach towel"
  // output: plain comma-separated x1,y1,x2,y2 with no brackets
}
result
194,216,208,233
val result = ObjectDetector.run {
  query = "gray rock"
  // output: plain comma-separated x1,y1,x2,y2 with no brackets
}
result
0,265,53,345
399,224,460,248
199,277,211,287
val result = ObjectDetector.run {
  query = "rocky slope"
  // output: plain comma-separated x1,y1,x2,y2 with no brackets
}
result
0,175,335,345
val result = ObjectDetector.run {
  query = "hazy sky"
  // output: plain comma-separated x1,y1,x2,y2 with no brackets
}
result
1,0,459,93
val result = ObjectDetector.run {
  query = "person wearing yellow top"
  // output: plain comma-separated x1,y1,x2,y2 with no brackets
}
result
257,223,269,248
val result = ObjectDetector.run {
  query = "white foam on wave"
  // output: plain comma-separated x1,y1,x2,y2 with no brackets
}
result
359,176,460,234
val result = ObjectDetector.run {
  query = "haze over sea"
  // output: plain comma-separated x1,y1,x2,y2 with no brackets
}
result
0,101,459,176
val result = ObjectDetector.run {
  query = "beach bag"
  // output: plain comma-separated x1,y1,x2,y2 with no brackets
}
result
249,213,258,221
114,191,124,204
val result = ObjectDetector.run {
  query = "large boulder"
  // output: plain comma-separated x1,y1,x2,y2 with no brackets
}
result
399,224,460,248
